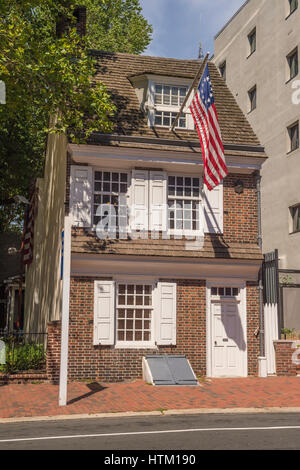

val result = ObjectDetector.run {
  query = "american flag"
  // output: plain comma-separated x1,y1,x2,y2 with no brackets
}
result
190,63,228,191
23,184,38,265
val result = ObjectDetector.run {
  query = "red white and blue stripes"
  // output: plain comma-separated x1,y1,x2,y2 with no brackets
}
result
190,63,228,191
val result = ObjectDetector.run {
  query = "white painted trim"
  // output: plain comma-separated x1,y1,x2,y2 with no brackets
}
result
206,281,248,378
115,279,156,349
115,343,158,350
59,215,72,407
68,144,266,173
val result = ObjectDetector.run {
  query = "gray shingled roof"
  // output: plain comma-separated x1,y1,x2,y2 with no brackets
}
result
90,51,262,149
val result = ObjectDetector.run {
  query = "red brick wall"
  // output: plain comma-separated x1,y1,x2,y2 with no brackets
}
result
223,175,258,244
274,341,298,376
47,321,61,384
47,278,261,383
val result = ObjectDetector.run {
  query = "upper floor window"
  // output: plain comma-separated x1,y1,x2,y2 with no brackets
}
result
93,170,128,228
290,204,300,233
287,121,299,152
289,0,298,16
154,84,188,129
168,175,201,233
248,85,257,112
70,165,224,236
287,48,298,81
248,28,256,57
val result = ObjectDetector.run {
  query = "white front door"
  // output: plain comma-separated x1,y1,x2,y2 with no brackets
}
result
211,296,247,377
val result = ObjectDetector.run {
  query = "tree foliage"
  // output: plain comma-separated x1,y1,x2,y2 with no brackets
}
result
0,0,152,232
83,0,152,54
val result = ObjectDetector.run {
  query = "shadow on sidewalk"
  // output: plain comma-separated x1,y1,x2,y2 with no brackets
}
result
67,382,107,405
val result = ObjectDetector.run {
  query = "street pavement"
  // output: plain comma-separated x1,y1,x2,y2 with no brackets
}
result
1,413,300,450
2,377,300,419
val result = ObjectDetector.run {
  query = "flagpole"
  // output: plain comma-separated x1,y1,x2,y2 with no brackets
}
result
169,52,210,132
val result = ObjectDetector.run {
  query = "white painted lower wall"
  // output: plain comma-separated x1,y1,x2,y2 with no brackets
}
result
264,303,279,375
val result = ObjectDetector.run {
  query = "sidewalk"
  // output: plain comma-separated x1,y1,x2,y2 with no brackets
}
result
1,377,300,420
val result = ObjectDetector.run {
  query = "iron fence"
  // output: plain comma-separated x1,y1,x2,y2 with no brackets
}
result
0,331,47,373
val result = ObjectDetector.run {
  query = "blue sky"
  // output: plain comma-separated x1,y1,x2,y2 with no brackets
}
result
140,0,246,59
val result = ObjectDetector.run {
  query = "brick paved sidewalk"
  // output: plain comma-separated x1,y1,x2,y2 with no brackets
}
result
1,377,300,419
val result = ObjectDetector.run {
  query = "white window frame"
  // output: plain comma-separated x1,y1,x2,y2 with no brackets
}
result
115,280,157,349
92,168,131,229
167,172,205,238
146,75,195,130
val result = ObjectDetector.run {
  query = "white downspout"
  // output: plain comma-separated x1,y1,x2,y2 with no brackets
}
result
59,215,72,406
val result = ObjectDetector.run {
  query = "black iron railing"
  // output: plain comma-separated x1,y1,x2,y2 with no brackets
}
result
0,331,47,373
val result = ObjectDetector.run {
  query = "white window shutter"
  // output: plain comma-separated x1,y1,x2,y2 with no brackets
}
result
203,182,224,234
156,282,177,346
130,169,149,231
94,281,115,346
70,165,93,227
149,171,167,232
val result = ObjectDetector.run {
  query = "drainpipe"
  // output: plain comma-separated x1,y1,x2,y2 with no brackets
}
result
59,215,72,406
255,171,267,377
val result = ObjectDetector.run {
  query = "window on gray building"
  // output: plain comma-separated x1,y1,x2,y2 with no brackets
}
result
248,28,256,56
289,0,298,15
290,205,300,233
219,61,226,81
248,86,257,112
287,121,299,152
287,48,298,80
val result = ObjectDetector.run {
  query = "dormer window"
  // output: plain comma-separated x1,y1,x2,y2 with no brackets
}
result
153,83,188,129
154,84,187,106
129,74,195,130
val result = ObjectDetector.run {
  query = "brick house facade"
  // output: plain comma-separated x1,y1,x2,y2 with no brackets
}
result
26,50,267,383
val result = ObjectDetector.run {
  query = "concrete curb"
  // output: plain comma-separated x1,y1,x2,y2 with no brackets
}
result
2,407,300,424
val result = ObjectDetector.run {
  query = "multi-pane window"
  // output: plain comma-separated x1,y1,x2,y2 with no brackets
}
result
287,48,298,80
155,84,187,106
93,171,128,228
289,0,298,15
154,84,188,129
219,61,226,81
288,122,299,152
211,287,240,297
290,205,300,233
168,175,201,232
117,284,153,342
155,111,186,128
248,28,256,56
248,86,257,112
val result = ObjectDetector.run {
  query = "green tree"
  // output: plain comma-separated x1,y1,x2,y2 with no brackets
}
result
83,0,152,54
0,0,152,232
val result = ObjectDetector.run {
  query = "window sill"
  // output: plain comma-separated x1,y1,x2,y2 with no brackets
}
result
168,230,205,239
247,107,257,115
287,147,299,156
290,230,300,235
115,342,158,350
152,125,192,132
286,10,298,20
286,74,299,85
247,51,256,60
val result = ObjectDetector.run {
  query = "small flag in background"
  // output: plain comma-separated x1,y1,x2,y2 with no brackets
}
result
23,185,38,266
190,63,228,191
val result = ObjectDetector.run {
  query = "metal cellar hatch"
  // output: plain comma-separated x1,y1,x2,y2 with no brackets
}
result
142,355,199,386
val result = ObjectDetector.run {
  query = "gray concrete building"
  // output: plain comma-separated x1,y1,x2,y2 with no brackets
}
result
214,0,300,331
